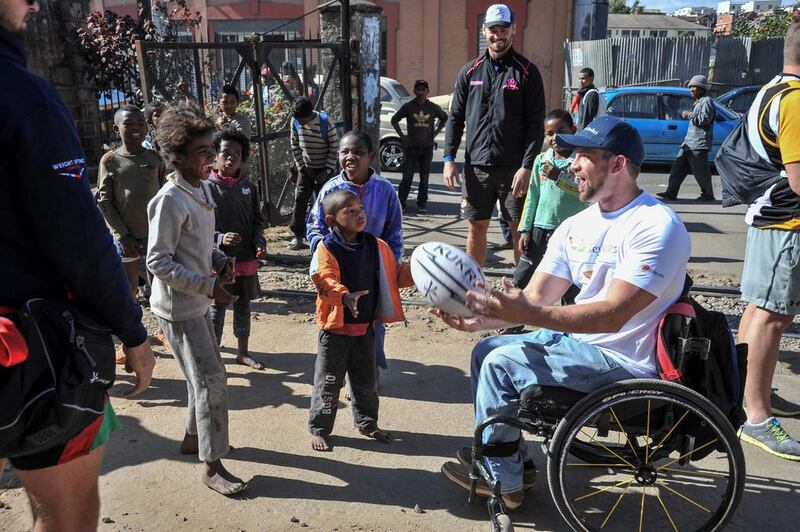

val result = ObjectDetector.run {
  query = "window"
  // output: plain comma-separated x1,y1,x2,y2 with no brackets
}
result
608,30,612,37
380,86,392,102
650,30,659,37
631,30,640,37
728,91,757,115
607,94,659,120
659,30,668,37
660,95,694,120
621,30,630,37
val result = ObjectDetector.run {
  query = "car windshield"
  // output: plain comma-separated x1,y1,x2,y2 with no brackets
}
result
392,82,410,98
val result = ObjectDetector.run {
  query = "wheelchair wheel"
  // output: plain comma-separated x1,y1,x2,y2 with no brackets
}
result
547,379,745,532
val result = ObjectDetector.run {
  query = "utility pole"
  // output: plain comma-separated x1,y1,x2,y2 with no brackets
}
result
340,0,352,131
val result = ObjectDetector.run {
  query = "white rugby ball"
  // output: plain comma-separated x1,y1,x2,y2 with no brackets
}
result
410,241,485,316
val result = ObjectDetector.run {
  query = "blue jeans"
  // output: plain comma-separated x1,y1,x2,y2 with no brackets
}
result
470,329,634,493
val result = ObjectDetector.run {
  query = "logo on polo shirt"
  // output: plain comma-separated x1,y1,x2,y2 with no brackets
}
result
52,158,86,180
502,78,519,91
470,80,484,86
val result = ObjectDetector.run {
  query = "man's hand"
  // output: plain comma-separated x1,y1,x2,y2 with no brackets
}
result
518,231,530,253
443,161,461,192
256,246,267,260
212,279,239,304
122,341,156,398
221,232,241,246
342,290,369,318
681,110,690,119
466,278,533,325
429,308,490,332
119,235,139,258
511,167,532,198
218,258,236,284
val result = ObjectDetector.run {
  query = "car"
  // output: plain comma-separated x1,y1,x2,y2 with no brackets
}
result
716,85,760,116
604,86,741,164
379,76,413,172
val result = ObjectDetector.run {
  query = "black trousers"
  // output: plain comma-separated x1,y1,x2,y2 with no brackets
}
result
398,145,434,207
308,328,379,436
665,148,714,198
513,227,580,303
290,168,328,239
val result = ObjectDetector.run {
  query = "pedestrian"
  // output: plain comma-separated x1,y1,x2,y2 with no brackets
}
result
307,131,403,373
207,128,268,370
142,100,165,151
569,67,602,131
146,103,248,496
736,23,800,461
308,189,413,452
0,1,155,529
434,116,691,508
214,84,251,137
443,3,546,266
95,105,166,299
657,75,716,202
390,79,447,214
289,96,339,250
513,109,586,291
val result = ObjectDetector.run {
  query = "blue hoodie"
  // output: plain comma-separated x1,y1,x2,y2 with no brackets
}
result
306,168,404,261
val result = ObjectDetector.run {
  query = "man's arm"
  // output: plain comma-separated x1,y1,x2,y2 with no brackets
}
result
390,104,407,139
690,97,715,128
444,66,469,162
580,90,599,130
779,91,800,195
290,122,306,171
306,187,331,254
381,185,404,261
433,104,448,137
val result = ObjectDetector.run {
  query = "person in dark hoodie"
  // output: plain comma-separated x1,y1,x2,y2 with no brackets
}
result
0,1,154,529
207,128,268,370
570,67,601,131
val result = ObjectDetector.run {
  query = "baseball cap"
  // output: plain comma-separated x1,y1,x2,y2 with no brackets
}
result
414,79,429,90
555,116,645,166
688,75,710,90
484,4,513,28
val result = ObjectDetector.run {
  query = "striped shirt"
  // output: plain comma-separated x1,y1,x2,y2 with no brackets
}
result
744,74,800,229
290,112,339,172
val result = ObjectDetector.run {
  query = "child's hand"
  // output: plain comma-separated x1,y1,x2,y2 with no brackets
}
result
222,232,241,246
256,246,267,260
120,235,139,258
342,290,369,318
518,232,530,253
212,279,239,304
219,258,236,284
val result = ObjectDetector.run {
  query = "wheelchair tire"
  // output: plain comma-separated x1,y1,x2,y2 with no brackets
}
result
492,513,514,532
546,379,745,532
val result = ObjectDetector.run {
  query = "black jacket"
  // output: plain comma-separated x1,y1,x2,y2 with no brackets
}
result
207,174,267,261
444,47,545,169
0,26,146,346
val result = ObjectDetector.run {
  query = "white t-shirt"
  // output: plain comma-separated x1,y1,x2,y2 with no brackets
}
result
537,192,691,377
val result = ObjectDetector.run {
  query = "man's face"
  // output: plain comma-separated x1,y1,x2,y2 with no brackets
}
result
578,72,593,89
219,94,239,116
689,85,705,100
571,148,617,203
0,0,39,34
413,85,428,99
483,24,514,56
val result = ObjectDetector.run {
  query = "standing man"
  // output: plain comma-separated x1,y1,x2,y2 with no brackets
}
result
657,75,716,202
391,79,448,214
0,1,155,530
569,67,601,130
736,23,800,461
443,3,546,266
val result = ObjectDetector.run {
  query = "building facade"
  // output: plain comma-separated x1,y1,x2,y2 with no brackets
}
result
673,6,715,16
606,13,711,38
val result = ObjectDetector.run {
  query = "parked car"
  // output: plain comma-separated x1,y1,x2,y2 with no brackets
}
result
604,86,740,164
716,85,760,116
379,76,413,172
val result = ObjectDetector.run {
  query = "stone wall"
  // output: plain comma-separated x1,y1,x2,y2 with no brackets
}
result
23,0,104,179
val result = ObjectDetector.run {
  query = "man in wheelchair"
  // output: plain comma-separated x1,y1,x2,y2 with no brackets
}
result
433,116,692,509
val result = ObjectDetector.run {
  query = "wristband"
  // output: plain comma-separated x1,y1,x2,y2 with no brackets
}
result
443,155,455,163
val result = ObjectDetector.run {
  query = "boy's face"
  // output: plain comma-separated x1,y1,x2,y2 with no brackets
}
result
296,112,314,126
328,198,366,235
215,139,243,177
545,118,575,151
338,135,372,183
219,93,239,116
115,111,147,149
173,133,215,182
578,72,593,89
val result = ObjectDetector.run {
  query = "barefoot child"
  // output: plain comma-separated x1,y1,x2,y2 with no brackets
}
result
146,103,248,496
308,189,412,451
207,128,267,370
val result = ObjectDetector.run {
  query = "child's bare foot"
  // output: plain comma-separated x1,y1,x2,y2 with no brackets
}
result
236,355,264,370
311,434,333,452
180,433,198,455
203,460,248,496
359,427,392,444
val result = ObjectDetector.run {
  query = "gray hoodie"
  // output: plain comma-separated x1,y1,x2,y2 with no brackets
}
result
683,95,715,151
147,173,228,321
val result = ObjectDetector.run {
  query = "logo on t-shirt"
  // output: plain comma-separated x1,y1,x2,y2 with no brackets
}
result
242,186,251,195
413,110,431,127
470,80,484,86
641,264,665,279
502,78,519,91
52,158,86,180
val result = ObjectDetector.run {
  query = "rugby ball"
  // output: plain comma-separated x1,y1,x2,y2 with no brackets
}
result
410,241,485,316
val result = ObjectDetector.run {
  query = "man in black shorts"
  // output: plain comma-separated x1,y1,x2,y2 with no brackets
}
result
0,1,155,529
443,3,545,266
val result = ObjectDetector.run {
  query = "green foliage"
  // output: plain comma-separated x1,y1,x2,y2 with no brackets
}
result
609,0,644,14
731,6,799,41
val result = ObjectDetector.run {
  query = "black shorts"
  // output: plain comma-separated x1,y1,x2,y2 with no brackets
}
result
461,164,525,221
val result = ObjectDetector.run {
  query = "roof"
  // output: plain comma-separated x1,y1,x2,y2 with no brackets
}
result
607,14,711,31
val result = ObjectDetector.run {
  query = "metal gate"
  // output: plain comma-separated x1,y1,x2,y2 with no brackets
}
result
135,34,350,225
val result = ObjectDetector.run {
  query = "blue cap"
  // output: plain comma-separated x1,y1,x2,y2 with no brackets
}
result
555,116,645,166
484,4,513,28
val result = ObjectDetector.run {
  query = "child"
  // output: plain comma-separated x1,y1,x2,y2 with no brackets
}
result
514,109,586,291
215,84,251,137
308,189,413,452
307,131,403,372
96,105,166,298
146,103,248,496
207,128,267,370
142,101,165,151
288,96,340,250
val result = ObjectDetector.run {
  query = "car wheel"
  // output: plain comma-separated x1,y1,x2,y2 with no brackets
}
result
380,139,404,172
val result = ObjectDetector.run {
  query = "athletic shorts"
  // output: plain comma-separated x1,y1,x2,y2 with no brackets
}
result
8,398,121,470
461,164,525,221
741,225,800,316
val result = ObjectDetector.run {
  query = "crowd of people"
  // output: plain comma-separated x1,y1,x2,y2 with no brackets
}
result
2,0,800,530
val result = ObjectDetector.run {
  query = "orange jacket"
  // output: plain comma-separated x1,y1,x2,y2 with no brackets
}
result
310,236,413,331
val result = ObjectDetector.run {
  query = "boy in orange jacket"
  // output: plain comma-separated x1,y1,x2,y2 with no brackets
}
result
308,189,412,452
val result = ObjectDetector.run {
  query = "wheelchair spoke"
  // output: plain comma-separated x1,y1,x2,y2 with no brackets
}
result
609,406,640,461
657,480,712,513
655,485,680,532
638,486,647,532
652,410,691,451
573,474,637,502
599,479,634,529
579,429,637,469
656,438,719,472
645,400,652,463
566,462,633,468
659,466,728,479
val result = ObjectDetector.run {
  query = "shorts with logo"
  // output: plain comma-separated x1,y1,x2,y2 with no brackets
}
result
461,164,525,221
8,398,120,470
741,225,800,315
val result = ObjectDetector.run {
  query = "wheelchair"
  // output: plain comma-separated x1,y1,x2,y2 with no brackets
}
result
467,378,746,532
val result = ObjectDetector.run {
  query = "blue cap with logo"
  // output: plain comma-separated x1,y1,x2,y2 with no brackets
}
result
555,116,645,166
484,4,513,28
